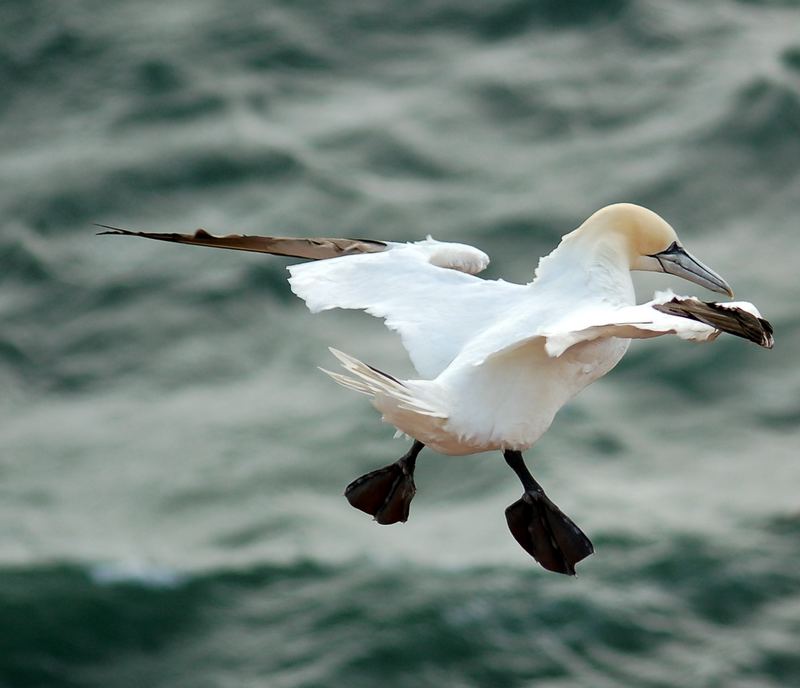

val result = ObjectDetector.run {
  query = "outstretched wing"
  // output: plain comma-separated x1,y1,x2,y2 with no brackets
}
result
544,294,773,357
101,226,521,377
474,291,773,366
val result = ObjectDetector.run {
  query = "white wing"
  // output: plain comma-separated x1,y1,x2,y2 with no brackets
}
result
475,291,773,366
99,226,526,377
288,238,529,377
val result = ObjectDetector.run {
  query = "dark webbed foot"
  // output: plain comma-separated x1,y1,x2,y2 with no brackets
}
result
505,489,594,575
345,441,423,525
503,450,594,575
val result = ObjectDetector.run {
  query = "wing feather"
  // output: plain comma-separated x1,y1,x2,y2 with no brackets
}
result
288,245,523,377
652,297,774,349
96,225,387,260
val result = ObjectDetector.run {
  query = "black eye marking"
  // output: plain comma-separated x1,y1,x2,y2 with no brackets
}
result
649,241,681,258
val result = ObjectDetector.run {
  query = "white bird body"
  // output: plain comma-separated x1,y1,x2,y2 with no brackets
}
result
99,202,772,456
101,202,773,575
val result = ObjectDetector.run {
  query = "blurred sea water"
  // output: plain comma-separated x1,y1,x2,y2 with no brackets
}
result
1,1,800,686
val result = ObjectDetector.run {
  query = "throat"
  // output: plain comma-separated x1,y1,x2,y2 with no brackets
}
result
535,235,635,306
587,243,636,305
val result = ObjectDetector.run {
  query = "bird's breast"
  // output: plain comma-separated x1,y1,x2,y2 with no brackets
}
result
559,336,631,388
431,336,631,454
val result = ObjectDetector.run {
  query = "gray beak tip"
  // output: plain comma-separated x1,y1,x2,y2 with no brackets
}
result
712,280,735,299
715,278,735,299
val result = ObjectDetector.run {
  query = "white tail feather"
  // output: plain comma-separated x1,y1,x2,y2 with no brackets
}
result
322,348,446,419
318,369,374,396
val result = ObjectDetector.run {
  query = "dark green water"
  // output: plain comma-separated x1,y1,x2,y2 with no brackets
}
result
2,1,799,686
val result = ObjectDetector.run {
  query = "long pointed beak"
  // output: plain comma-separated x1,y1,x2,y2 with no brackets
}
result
651,242,734,298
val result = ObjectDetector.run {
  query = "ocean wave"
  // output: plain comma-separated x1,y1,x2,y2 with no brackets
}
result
706,77,800,156
1,543,798,687
363,0,630,39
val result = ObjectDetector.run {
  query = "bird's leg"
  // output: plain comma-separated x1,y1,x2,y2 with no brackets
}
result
344,440,424,525
503,450,594,575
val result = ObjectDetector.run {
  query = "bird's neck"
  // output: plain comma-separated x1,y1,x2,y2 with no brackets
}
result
533,233,635,305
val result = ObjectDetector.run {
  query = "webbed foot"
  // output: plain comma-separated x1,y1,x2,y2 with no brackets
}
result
503,449,594,575
344,441,423,525
505,489,594,575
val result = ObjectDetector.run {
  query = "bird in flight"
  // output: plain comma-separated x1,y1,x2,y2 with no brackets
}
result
100,203,773,575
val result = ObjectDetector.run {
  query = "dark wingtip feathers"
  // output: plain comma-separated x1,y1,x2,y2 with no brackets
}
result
653,297,775,349
94,223,134,236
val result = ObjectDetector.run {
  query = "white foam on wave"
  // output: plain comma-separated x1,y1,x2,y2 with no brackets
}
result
89,560,187,588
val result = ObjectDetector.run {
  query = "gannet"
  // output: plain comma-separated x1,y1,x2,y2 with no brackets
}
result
100,203,773,575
